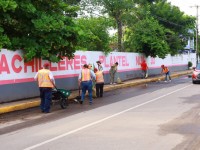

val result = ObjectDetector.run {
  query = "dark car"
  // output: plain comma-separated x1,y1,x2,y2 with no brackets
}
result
192,63,200,84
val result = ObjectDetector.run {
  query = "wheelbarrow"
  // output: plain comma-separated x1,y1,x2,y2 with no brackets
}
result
52,87,71,109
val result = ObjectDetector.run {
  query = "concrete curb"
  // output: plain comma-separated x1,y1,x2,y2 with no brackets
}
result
0,101,40,114
0,71,192,114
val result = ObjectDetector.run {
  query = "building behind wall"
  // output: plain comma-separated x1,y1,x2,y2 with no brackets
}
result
184,29,195,52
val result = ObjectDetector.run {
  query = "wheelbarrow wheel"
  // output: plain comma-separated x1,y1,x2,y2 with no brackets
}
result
60,97,68,109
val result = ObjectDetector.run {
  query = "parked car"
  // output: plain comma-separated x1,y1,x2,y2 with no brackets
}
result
192,63,200,84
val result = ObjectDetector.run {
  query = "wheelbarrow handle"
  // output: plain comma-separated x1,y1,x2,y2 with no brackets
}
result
54,86,58,90
79,85,81,96
47,76,57,90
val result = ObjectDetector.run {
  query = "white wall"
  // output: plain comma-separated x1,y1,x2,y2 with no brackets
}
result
0,49,196,86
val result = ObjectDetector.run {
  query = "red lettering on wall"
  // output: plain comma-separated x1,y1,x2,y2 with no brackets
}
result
74,55,80,70
126,57,129,66
39,59,43,70
35,58,43,72
24,59,34,73
99,56,104,64
109,55,130,67
110,56,120,66
81,55,87,66
0,54,10,74
50,63,58,71
66,58,73,70
12,54,22,73
122,56,126,66
58,59,65,70
104,56,109,68
110,56,114,66
136,56,145,66
114,56,119,64
35,58,38,72
136,56,140,65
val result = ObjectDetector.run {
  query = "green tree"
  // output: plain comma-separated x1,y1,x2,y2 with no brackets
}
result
124,0,195,58
0,0,17,49
65,0,81,5
80,0,139,52
76,17,112,53
125,17,169,58
0,0,80,62
150,1,195,54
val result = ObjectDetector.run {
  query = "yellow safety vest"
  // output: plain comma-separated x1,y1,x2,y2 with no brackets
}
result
95,71,104,83
37,69,53,88
81,69,91,81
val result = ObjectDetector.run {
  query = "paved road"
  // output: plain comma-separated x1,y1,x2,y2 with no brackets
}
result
1,75,200,150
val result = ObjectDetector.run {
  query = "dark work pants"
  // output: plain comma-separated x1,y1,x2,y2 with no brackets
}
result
96,83,104,97
81,80,93,103
39,87,52,113
141,70,148,79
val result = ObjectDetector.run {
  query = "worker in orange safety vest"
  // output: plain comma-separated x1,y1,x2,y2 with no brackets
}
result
161,64,171,82
34,62,55,113
78,64,96,105
94,68,104,98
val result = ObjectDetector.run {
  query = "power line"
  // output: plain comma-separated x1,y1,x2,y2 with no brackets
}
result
152,15,185,28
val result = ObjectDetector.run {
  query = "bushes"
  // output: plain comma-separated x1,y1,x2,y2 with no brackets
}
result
188,61,193,69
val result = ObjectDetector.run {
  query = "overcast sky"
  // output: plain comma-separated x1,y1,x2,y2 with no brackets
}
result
167,0,200,17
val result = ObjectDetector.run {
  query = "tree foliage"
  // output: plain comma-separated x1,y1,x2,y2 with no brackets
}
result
76,17,112,53
0,0,80,62
150,1,195,53
80,0,138,52
0,0,196,60
124,0,195,58
125,17,169,58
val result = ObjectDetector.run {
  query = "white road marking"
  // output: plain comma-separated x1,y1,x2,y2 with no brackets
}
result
24,84,192,150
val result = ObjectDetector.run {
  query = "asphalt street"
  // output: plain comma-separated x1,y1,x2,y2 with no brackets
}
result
1,75,200,150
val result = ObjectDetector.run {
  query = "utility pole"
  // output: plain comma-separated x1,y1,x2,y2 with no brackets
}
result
191,5,199,65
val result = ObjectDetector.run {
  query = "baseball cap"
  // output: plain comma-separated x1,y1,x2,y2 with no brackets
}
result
43,63,50,67
94,68,98,72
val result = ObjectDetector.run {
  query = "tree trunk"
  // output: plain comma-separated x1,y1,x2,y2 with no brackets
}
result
116,18,123,52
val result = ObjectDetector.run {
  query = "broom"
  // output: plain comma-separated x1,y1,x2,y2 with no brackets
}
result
74,85,82,103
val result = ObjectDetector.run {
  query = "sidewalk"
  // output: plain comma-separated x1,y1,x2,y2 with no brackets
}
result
0,70,192,114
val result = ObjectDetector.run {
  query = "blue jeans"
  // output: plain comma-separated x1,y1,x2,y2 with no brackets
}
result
165,71,171,81
81,80,93,103
39,87,52,112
